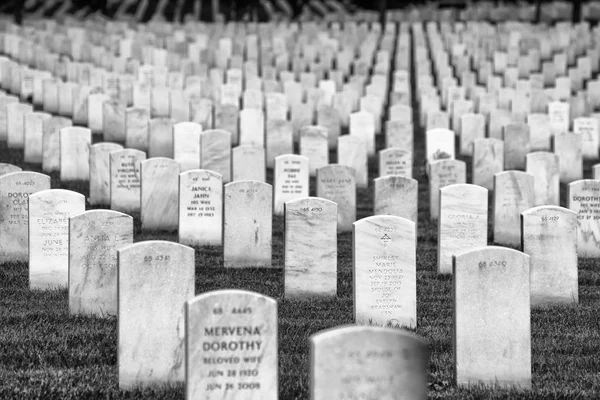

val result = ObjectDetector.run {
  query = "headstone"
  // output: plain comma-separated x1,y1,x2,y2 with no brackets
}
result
522,206,578,306
239,108,264,147
265,119,293,168
385,120,413,151
493,171,535,247
353,215,417,327
232,146,266,182
285,197,337,298
173,121,202,172
548,101,570,134
527,113,552,151
140,158,179,231
200,129,232,182
23,112,52,164
459,113,485,156
68,210,134,316
0,172,50,262
310,326,428,399
223,181,272,268
28,189,85,289
298,126,328,177
148,117,174,157
379,148,412,178
338,135,368,188
438,184,488,274
425,128,455,164
185,290,277,399
573,117,599,160
110,149,146,213
503,123,531,170
429,159,467,220
178,169,223,247
60,126,92,182
316,165,356,232
6,102,33,148
453,246,531,388
42,117,72,173
554,132,583,184
525,152,560,206
567,179,600,257
0,163,21,176
89,142,124,205
88,93,110,134
373,176,418,226
349,111,376,156
0,95,19,141
118,241,194,389
125,107,149,150
103,100,127,142
214,103,239,145
273,155,309,215
472,138,504,191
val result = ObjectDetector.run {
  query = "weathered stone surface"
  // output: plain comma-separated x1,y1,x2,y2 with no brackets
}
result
374,176,418,226
60,126,91,182
353,215,417,327
185,290,278,400
223,181,272,268
438,184,488,274
554,132,583,184
103,100,127,142
300,126,329,177
125,107,149,150
23,112,51,164
173,121,202,172
472,138,504,191
425,128,455,164
316,165,356,232
232,146,266,182
178,169,223,247
89,142,124,205
503,123,531,170
453,246,531,389
42,117,72,173
310,326,428,400
110,149,146,213
284,197,337,298
0,172,50,263
568,179,600,257
69,210,134,316
429,159,467,220
201,129,232,182
29,189,85,289
148,117,174,157
525,152,560,206
140,158,179,231
493,171,535,247
6,102,33,148
338,135,368,188
265,119,293,168
118,241,195,389
522,206,578,306
0,163,21,176
273,155,309,215
379,148,412,178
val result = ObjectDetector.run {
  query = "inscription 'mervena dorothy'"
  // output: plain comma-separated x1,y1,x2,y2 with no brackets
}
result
186,290,277,399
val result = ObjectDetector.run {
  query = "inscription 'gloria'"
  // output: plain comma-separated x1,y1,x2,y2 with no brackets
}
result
204,326,262,336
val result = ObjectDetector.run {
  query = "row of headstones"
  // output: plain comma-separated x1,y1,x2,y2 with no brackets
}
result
0,22,404,125
1,164,586,308
0,96,411,184
112,241,535,394
415,24,600,120
415,22,600,135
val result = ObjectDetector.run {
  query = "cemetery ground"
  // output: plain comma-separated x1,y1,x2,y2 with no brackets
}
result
1,130,600,399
